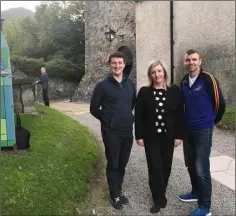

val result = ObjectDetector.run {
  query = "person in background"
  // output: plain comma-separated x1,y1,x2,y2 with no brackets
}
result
178,49,226,216
135,60,184,214
90,51,136,210
35,67,49,107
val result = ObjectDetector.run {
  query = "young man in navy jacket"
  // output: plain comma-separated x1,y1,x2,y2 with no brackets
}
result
179,49,226,216
90,51,136,209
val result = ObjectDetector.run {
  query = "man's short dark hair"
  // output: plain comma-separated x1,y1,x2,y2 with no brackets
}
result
108,51,126,64
185,49,201,58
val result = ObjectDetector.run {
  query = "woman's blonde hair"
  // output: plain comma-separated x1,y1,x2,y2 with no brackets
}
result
147,60,169,89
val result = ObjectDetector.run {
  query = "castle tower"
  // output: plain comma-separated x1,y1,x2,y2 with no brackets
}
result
72,1,136,102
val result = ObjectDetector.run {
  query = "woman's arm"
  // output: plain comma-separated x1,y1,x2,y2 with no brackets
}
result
135,87,145,140
174,86,185,140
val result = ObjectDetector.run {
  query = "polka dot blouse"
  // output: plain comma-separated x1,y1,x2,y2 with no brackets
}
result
153,88,167,134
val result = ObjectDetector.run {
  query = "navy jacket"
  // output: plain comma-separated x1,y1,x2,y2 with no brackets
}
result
90,74,136,133
180,69,226,126
38,73,49,90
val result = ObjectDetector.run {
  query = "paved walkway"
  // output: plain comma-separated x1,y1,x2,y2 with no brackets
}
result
51,101,235,215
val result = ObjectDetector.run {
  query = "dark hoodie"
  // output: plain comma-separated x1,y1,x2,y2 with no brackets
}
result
90,74,136,133
38,73,49,90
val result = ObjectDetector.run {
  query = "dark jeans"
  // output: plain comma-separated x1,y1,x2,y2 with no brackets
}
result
101,128,133,199
43,89,49,106
183,128,213,210
144,133,174,208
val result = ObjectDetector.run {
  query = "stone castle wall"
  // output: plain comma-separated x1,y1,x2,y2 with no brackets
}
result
72,1,136,102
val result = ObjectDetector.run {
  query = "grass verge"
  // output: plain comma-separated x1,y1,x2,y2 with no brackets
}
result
1,105,98,215
75,135,111,215
216,105,235,132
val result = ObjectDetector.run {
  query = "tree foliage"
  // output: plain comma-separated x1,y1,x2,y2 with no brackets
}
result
3,1,85,82
11,55,83,81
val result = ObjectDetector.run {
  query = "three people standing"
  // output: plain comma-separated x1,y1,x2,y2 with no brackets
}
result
90,49,225,216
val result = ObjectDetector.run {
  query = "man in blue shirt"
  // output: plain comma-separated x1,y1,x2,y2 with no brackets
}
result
179,49,226,216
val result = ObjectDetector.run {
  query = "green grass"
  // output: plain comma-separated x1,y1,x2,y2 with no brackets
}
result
217,105,235,131
1,105,98,215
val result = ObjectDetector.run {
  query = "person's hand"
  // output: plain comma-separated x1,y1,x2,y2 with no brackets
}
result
174,139,182,148
136,139,144,147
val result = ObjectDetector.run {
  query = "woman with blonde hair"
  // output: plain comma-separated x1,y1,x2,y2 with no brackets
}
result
135,60,184,213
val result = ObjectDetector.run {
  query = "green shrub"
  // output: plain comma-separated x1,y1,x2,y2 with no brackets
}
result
11,55,84,82
45,56,84,81
217,105,235,131
11,55,44,77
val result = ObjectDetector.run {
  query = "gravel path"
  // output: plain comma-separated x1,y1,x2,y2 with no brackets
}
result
212,128,235,159
65,112,235,216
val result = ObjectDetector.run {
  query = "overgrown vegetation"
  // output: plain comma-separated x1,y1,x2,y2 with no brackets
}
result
217,105,235,132
3,1,85,81
1,105,98,215
11,55,83,81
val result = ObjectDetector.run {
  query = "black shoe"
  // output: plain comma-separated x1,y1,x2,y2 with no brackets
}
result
120,194,129,204
150,204,161,214
110,197,123,210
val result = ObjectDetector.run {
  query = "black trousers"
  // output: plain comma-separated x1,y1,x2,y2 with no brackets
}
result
101,128,133,199
43,89,49,107
144,133,174,208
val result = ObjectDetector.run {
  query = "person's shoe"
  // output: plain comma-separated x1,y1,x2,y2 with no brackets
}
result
150,203,161,214
188,208,212,216
110,197,123,210
120,194,129,205
178,193,198,202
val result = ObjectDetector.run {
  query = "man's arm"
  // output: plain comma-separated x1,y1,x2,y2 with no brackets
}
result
215,78,226,125
39,74,48,84
90,82,103,120
132,82,136,110
35,74,48,84
202,71,226,125
134,87,144,140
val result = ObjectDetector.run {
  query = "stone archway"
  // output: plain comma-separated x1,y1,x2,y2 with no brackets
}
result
117,46,133,78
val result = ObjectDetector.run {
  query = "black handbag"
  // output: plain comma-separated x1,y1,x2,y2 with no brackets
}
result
15,113,31,150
